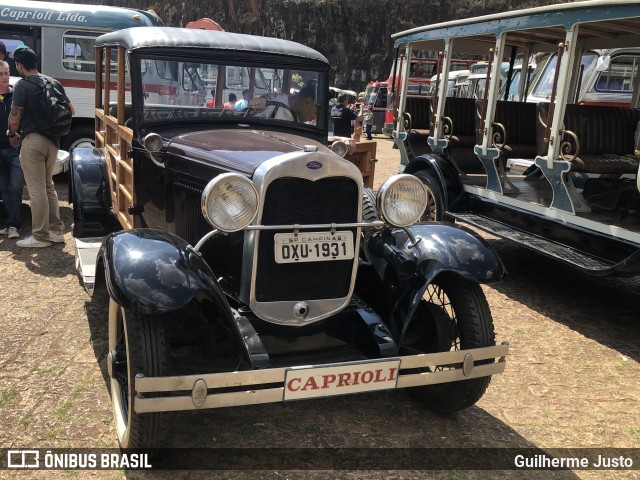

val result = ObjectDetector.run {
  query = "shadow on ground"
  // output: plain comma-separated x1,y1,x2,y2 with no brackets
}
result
486,238,640,362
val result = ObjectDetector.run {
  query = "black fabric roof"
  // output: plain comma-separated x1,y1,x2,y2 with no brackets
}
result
95,27,328,64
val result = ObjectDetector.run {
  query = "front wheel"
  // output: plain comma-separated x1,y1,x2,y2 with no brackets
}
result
402,273,496,413
108,298,169,448
414,169,444,222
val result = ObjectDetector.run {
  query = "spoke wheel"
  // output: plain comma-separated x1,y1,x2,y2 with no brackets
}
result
401,274,496,413
108,298,168,448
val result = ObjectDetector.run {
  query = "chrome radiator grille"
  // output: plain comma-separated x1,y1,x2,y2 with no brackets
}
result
255,177,359,302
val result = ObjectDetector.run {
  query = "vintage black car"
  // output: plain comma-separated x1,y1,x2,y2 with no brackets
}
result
70,27,509,449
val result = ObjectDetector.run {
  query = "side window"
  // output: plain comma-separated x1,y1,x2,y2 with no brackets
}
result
0,33,33,76
63,30,99,72
595,55,640,93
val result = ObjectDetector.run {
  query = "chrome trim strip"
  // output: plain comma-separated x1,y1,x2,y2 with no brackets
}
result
133,343,509,413
245,221,385,231
239,151,363,325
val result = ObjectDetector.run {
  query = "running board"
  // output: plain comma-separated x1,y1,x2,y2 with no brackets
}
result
448,212,616,273
74,237,103,294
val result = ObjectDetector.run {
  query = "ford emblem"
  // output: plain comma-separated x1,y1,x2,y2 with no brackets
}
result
306,161,323,170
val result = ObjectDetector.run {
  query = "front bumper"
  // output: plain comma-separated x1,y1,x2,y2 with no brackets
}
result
53,149,69,176
134,343,509,413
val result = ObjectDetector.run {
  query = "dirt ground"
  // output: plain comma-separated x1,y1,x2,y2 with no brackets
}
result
0,136,638,480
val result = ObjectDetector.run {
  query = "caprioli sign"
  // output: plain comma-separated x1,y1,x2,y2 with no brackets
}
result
284,359,401,400
0,7,88,23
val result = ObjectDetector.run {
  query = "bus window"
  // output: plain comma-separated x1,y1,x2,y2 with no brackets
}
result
63,30,99,72
595,55,640,92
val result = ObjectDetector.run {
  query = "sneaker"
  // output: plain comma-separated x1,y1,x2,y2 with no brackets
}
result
50,232,65,243
0,227,19,239
16,235,51,248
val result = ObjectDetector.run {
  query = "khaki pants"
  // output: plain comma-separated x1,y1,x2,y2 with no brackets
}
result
19,133,64,242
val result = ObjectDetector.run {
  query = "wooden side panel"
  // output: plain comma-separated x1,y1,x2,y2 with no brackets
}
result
345,141,377,188
95,45,136,230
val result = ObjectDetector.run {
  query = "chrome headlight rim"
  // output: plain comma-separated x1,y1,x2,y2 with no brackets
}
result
201,173,259,233
142,133,163,152
377,174,428,227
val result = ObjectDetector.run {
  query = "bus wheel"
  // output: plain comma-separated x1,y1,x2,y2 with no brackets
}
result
61,126,95,152
108,298,169,448
415,169,444,222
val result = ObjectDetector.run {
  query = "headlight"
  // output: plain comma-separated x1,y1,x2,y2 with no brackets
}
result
143,133,163,152
377,174,427,227
201,173,259,232
330,140,348,157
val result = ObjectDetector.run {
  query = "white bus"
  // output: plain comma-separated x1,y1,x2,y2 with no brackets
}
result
0,0,162,151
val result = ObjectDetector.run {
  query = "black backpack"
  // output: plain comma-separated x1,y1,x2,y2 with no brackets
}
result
25,76,72,137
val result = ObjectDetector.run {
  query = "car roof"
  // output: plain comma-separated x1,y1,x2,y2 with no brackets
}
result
95,27,329,64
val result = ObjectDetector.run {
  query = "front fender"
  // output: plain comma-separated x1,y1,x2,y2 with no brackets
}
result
368,223,505,339
70,147,121,238
399,223,505,284
101,229,229,315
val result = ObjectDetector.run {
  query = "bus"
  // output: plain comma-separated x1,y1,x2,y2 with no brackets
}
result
391,0,640,276
0,0,162,151
363,80,388,135
382,55,479,136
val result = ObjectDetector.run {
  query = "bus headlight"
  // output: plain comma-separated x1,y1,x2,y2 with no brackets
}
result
201,173,259,232
377,174,427,227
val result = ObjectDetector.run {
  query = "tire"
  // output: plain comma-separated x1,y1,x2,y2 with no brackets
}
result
402,273,496,413
414,169,445,222
108,298,169,448
61,125,95,152
362,187,380,223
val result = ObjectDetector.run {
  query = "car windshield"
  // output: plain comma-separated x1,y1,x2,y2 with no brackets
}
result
532,51,598,100
138,55,326,129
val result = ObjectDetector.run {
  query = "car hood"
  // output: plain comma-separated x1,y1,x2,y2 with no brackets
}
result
166,129,329,177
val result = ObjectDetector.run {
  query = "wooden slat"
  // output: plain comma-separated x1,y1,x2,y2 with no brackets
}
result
118,184,133,203
95,48,103,109
103,47,111,115
118,126,133,144
118,159,133,175
105,145,119,160
117,46,126,126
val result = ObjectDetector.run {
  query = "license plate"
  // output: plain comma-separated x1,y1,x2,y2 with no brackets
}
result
274,231,354,264
284,359,401,400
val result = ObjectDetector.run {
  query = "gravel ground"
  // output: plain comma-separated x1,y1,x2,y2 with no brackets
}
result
0,135,638,480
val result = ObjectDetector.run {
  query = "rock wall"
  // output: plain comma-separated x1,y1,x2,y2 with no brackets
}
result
39,0,572,92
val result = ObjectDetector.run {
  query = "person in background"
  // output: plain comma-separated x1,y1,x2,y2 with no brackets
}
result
249,85,317,124
234,89,250,110
352,95,365,141
9,46,74,248
330,93,358,138
223,92,237,109
205,89,216,108
0,60,23,240
0,42,18,77
363,103,374,140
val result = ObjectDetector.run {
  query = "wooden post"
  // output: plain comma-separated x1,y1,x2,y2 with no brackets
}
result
344,141,377,188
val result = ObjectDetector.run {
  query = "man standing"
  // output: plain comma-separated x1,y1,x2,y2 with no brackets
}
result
330,93,358,138
0,60,23,239
234,89,250,110
8,47,72,248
